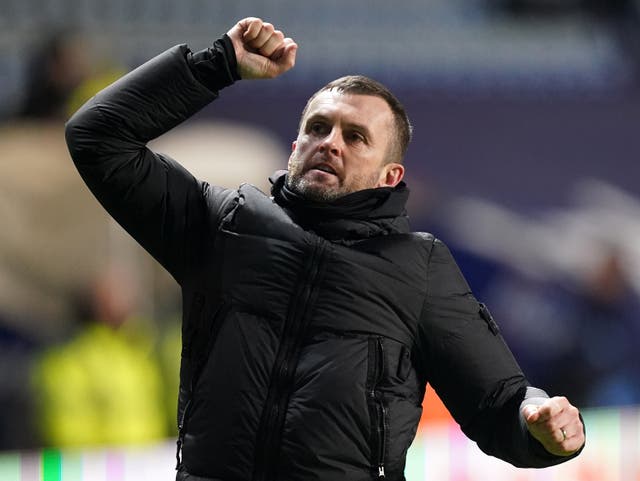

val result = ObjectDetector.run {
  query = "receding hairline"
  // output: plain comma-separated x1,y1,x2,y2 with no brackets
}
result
298,75,413,163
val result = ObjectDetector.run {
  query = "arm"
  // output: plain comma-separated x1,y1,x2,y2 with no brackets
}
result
417,238,584,467
65,19,297,282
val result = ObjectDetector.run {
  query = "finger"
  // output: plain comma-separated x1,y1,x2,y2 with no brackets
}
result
235,36,297,79
555,424,584,451
241,18,265,42
531,407,583,445
521,404,540,423
549,425,567,444
530,397,566,423
272,39,297,67
259,30,286,57
528,409,575,442
272,42,298,76
271,37,294,60
548,405,582,439
232,17,260,39
246,22,275,50
564,418,586,447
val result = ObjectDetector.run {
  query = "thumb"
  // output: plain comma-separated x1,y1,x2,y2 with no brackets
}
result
522,405,540,423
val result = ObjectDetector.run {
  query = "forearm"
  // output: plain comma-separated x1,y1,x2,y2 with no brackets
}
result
420,238,583,468
66,39,236,164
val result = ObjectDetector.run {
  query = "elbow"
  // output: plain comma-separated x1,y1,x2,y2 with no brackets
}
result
64,112,81,160
64,102,102,165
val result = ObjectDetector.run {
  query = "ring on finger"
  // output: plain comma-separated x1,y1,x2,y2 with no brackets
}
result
561,428,567,441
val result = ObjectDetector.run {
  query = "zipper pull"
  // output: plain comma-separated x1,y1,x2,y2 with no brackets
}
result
176,399,191,470
378,465,385,478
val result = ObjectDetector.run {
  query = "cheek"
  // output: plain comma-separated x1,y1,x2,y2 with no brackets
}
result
295,137,313,151
286,153,298,172
343,159,384,186
287,147,306,172
290,140,313,161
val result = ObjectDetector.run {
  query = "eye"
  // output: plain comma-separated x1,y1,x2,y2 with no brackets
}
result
347,130,366,144
308,121,329,136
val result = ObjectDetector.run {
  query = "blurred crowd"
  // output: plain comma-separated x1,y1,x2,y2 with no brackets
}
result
439,181,640,409
483,245,640,407
1,8,640,453
0,28,182,451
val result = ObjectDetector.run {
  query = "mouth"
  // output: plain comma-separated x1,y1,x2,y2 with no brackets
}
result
309,163,337,176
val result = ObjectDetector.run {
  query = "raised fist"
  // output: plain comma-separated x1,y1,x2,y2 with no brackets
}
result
226,17,298,80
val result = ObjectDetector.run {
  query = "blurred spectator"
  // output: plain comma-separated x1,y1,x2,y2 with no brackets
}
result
157,320,182,437
572,248,640,405
488,246,640,408
19,28,91,120
0,317,39,450
31,266,168,447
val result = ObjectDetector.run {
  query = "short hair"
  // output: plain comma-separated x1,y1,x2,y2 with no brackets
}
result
299,75,413,164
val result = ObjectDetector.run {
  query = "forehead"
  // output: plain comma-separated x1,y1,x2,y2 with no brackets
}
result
303,90,394,131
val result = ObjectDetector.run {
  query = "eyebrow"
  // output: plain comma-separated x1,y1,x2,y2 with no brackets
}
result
305,113,373,141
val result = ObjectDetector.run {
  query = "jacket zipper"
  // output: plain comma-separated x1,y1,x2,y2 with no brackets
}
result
375,401,387,479
253,239,326,481
368,336,387,479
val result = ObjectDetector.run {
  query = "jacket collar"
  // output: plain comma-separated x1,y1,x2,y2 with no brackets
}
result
269,170,410,242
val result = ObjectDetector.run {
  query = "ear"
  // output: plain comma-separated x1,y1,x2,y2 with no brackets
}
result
376,163,405,188
287,141,298,170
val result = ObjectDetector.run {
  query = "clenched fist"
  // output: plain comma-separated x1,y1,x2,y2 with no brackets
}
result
522,396,585,457
227,17,298,80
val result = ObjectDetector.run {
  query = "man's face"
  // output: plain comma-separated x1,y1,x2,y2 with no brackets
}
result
286,90,404,202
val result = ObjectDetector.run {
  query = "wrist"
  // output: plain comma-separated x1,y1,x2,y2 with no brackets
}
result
220,34,241,81
188,34,241,92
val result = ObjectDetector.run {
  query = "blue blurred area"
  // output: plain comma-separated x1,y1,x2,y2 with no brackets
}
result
1,0,639,451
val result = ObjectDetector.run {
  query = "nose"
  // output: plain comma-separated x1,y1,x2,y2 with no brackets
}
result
319,128,343,156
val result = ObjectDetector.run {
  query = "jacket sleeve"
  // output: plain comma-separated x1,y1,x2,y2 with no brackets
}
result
416,237,581,467
65,43,236,283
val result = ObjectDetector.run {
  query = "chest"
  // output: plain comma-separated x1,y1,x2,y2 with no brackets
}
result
208,190,428,346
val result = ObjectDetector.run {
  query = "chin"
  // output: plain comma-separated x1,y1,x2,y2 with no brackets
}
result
288,176,342,202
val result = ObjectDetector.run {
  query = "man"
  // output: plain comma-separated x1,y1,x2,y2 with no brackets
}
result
66,17,585,481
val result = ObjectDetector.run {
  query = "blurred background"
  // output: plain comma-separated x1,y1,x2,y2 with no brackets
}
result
0,0,639,479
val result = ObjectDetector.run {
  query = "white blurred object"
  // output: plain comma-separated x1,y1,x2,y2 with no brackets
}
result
444,178,640,296
149,120,287,193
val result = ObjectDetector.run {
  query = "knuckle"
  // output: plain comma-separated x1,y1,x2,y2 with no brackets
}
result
252,19,263,29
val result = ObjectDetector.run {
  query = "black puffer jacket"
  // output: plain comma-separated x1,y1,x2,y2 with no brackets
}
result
65,39,578,481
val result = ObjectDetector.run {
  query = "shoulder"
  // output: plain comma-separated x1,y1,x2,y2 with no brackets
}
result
411,232,453,262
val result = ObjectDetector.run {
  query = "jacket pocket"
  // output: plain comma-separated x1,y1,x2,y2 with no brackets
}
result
367,336,388,479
